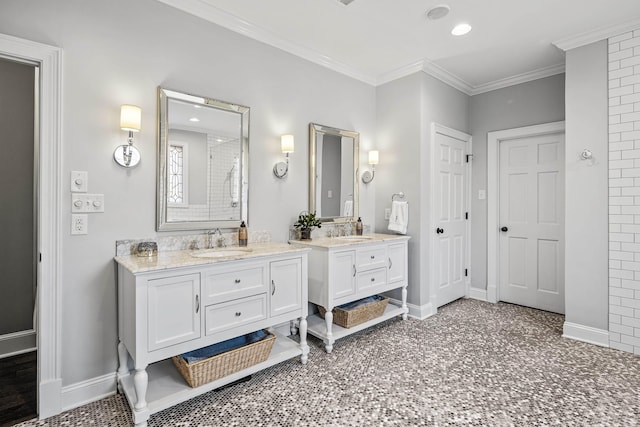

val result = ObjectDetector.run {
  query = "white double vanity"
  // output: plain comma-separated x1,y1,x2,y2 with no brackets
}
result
114,234,409,426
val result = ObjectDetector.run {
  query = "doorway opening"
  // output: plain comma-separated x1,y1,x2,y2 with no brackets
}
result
0,55,38,425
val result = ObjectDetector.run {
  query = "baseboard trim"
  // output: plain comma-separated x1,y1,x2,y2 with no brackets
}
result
389,298,436,320
0,329,36,358
467,287,488,302
61,372,117,412
562,322,609,348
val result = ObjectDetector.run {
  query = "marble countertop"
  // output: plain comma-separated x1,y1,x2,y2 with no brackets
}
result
289,232,410,249
114,241,310,274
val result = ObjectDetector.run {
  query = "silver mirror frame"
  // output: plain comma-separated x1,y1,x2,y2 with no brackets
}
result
157,87,249,231
309,123,359,222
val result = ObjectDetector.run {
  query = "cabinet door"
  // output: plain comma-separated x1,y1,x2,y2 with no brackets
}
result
331,250,356,301
147,273,201,351
388,242,407,284
270,258,303,317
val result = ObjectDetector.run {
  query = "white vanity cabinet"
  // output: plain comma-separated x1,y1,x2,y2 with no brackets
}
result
115,244,309,427
294,234,410,353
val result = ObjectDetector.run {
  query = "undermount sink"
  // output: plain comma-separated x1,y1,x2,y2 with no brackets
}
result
336,235,374,241
190,248,253,258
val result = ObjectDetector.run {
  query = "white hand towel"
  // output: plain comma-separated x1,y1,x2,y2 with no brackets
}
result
343,200,353,217
388,201,408,234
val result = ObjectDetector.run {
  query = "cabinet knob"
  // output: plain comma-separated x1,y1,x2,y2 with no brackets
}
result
235,311,241,317
234,279,241,284
370,255,375,259
370,277,375,282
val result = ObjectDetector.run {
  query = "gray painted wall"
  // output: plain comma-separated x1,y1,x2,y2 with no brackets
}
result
564,41,609,331
0,0,376,386
0,58,35,336
468,74,566,291
376,72,469,309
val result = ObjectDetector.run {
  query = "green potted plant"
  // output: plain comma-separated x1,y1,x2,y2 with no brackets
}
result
294,211,322,240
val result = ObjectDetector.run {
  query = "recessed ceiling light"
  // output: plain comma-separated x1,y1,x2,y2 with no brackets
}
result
425,4,450,20
451,23,472,36
189,117,200,122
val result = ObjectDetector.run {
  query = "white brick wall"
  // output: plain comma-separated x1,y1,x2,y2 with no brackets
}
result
609,28,640,355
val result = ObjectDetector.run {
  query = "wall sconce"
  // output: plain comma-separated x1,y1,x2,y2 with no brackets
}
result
114,104,142,168
273,134,294,178
361,150,379,183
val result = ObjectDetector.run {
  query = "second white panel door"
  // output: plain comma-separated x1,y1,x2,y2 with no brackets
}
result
499,133,565,314
434,131,468,308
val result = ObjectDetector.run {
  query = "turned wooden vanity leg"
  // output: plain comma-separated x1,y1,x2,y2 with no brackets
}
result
299,317,309,364
116,341,129,392
401,285,408,320
133,367,148,410
324,310,334,353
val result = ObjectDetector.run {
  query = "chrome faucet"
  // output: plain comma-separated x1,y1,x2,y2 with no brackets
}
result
207,228,226,248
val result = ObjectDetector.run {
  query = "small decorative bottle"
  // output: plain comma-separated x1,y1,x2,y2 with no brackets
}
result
238,221,248,246
356,217,363,236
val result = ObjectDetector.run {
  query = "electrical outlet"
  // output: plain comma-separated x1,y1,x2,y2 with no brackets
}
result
71,171,88,193
384,208,391,220
71,214,88,235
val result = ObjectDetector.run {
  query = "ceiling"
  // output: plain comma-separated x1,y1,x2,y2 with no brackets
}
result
158,0,640,95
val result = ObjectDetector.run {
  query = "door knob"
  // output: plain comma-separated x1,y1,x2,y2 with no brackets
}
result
436,228,444,234
501,226,508,232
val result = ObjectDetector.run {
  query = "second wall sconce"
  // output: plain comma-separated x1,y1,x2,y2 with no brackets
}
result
273,134,294,178
362,150,379,183
114,104,142,168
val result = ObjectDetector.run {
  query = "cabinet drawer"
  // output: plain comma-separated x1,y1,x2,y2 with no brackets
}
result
356,246,387,271
357,267,387,293
203,263,267,304
205,294,267,336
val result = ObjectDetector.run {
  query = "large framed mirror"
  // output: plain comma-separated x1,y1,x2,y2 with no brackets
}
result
157,87,249,231
309,123,359,222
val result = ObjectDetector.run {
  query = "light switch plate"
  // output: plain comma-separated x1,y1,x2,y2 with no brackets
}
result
71,171,88,193
71,194,105,213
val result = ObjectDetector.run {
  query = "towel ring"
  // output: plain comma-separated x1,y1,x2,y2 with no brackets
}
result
391,192,405,202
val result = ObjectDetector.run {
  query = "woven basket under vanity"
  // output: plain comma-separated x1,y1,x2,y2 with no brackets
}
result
318,296,389,329
172,331,276,388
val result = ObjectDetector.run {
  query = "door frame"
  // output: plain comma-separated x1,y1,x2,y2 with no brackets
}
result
430,123,472,306
487,121,565,303
0,33,63,419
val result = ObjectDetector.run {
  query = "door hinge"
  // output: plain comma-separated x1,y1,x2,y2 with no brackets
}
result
39,253,42,262
465,268,468,277
465,212,469,220
466,154,473,163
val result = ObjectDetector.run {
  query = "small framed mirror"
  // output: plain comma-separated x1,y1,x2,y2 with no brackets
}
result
157,87,249,231
309,123,359,222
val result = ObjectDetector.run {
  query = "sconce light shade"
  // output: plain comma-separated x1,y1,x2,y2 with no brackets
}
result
362,150,379,184
281,134,295,153
115,104,142,168
120,104,141,132
368,150,379,165
274,134,294,178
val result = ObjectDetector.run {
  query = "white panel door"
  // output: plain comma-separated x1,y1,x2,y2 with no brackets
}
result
499,133,565,313
434,131,467,307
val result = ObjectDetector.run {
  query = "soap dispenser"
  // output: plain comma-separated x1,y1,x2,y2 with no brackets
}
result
238,221,248,246
356,217,363,235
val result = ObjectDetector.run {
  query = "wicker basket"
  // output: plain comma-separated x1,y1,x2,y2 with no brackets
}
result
318,296,389,329
172,331,276,388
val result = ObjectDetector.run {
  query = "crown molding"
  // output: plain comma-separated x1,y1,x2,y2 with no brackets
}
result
157,0,569,95
469,63,565,96
553,18,640,51
156,0,377,85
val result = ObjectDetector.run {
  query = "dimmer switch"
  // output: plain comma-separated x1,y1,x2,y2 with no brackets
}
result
71,194,105,213
71,171,88,193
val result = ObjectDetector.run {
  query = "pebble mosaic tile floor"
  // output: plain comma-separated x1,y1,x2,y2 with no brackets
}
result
16,299,640,426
